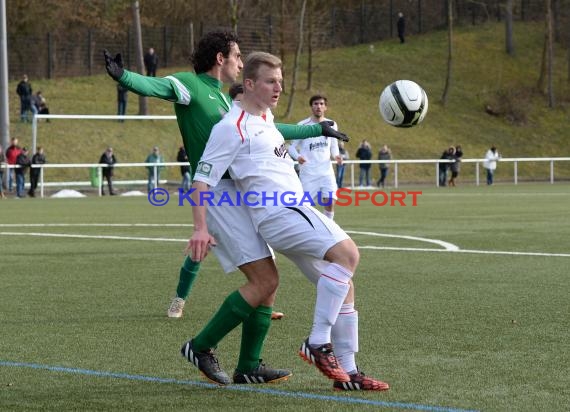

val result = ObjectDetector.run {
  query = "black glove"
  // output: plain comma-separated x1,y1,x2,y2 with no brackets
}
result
319,121,349,142
103,49,124,81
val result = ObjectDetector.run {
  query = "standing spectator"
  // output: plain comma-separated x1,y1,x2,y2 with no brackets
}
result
483,146,501,185
99,147,117,195
5,137,22,192
376,144,392,188
16,74,34,122
336,141,349,188
143,47,158,77
397,12,406,44
28,146,46,197
439,146,455,187
288,94,342,220
117,84,128,121
15,147,31,198
228,82,244,100
355,140,372,187
177,146,191,191
0,145,6,199
145,146,163,192
449,145,463,187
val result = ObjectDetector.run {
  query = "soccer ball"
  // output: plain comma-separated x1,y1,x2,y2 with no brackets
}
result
379,80,428,127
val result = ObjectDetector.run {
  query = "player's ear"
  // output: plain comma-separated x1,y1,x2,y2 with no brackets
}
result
244,78,255,90
216,52,225,66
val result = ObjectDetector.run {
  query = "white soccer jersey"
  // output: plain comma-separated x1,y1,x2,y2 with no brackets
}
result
194,102,305,227
288,117,340,178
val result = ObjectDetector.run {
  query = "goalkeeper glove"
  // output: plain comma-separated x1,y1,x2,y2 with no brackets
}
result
103,49,124,81
319,121,349,142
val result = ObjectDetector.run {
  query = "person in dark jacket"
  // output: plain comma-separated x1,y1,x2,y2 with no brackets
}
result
449,145,463,187
16,74,34,122
143,47,158,77
177,146,191,191
397,12,406,44
99,147,117,195
439,146,456,187
15,147,31,198
355,140,372,187
28,146,46,197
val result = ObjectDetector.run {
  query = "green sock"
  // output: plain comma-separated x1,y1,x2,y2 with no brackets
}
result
193,290,254,352
176,256,200,299
236,305,272,373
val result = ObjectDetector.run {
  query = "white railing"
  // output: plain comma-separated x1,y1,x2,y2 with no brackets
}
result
2,157,569,199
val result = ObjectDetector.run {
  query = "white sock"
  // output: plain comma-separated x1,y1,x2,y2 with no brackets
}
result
309,263,352,346
323,210,334,220
331,303,359,375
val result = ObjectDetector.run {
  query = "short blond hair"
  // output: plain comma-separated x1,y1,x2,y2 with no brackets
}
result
242,52,282,82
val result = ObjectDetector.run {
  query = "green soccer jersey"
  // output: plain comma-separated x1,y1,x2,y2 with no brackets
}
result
118,70,323,175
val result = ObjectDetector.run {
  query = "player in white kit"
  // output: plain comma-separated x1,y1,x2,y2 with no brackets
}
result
188,51,389,391
288,95,342,220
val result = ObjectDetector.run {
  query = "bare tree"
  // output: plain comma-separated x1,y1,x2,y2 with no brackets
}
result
229,0,238,32
441,0,453,106
283,0,307,118
306,7,313,91
537,0,555,108
132,1,148,115
505,0,514,55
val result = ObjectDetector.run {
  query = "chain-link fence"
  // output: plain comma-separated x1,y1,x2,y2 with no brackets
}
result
7,0,559,80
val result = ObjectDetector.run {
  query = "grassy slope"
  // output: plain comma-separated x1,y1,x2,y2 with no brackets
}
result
7,21,570,181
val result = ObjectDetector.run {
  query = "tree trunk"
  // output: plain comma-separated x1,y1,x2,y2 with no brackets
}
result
441,0,453,106
505,0,514,55
279,0,286,93
132,1,148,115
284,0,307,119
306,9,313,91
229,0,238,33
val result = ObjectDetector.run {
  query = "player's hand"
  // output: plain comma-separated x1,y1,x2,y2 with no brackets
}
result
103,49,124,81
185,229,217,262
319,121,349,142
297,156,307,164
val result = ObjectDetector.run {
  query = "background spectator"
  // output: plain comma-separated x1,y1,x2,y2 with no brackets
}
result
0,145,6,199
143,47,158,77
177,146,191,191
376,144,392,188
336,141,349,188
483,146,501,185
5,137,22,192
145,146,163,192
28,146,46,197
15,147,31,198
449,145,463,186
117,84,128,121
16,74,34,122
397,12,406,43
33,91,50,121
355,139,372,187
439,146,456,187
99,147,117,195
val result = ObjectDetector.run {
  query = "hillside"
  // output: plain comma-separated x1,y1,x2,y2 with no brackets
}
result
7,21,570,182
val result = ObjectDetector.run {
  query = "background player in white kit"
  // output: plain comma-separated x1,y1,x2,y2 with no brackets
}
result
288,95,342,220
188,51,389,390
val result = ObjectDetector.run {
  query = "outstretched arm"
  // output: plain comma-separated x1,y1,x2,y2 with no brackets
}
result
104,50,178,101
276,121,349,142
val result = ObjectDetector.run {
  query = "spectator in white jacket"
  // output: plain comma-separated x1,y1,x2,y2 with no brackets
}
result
483,146,501,185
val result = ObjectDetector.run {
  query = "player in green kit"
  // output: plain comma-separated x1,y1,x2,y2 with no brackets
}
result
104,31,348,384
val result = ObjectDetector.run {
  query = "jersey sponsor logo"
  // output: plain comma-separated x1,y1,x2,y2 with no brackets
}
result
274,143,288,158
196,161,213,177
308,141,328,151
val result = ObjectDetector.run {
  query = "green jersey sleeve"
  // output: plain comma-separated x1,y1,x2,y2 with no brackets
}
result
119,70,178,102
276,123,322,141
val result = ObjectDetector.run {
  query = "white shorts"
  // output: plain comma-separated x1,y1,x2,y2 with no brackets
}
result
257,205,349,260
206,180,272,273
299,172,338,201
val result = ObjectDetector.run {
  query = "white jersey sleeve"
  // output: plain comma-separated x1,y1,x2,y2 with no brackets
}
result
194,120,241,187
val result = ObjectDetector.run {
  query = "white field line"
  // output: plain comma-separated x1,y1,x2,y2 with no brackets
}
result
1,224,569,258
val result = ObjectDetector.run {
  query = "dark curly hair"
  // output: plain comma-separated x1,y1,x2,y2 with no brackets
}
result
191,31,239,74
